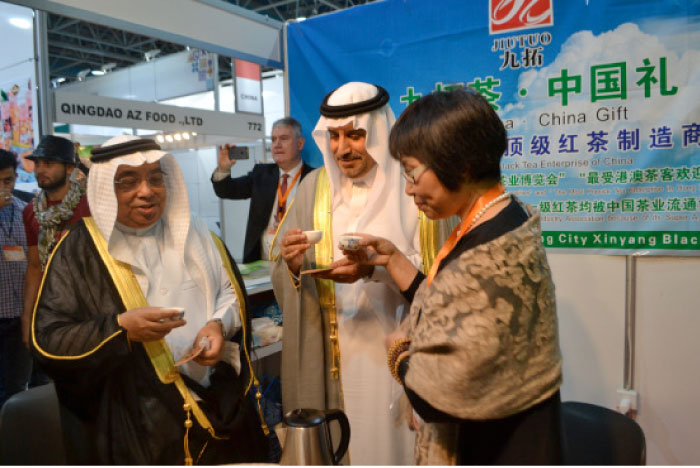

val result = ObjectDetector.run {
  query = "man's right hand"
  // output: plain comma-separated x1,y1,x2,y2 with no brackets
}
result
118,307,186,342
0,189,12,210
217,144,237,173
280,228,310,276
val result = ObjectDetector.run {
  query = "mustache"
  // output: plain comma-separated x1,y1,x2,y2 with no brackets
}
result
337,153,361,161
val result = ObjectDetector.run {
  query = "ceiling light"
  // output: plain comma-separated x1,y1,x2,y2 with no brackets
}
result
56,77,66,83
9,17,31,29
77,69,91,81
182,132,190,140
174,133,182,141
191,132,197,136
144,48,161,62
165,135,173,143
92,62,117,76
155,134,165,143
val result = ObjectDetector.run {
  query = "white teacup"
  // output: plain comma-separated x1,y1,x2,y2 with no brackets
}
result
303,230,323,244
339,234,362,251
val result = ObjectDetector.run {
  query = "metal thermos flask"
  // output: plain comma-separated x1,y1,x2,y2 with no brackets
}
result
279,408,350,465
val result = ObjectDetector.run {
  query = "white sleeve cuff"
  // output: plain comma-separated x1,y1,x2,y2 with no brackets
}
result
212,170,230,182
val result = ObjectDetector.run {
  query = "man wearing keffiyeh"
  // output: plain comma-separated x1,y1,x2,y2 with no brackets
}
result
20,136,90,350
271,82,454,465
30,135,267,465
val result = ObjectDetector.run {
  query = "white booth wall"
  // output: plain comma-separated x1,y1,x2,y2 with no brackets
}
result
167,72,286,262
0,2,39,192
552,253,700,464
0,4,35,111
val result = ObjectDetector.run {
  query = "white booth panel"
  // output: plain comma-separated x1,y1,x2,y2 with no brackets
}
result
635,256,700,465
220,144,265,263
262,72,285,136
128,63,157,101
170,146,221,236
549,253,626,408
195,148,221,219
0,2,38,193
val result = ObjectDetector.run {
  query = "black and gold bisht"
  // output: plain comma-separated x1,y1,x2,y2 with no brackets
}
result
30,216,269,465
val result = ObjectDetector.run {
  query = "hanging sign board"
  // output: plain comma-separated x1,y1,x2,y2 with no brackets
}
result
53,91,264,138
286,0,700,256
234,58,263,114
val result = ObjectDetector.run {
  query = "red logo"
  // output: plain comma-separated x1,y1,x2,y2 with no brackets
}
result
489,0,553,34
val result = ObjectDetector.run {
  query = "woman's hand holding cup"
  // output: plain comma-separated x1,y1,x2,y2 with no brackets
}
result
341,233,418,292
340,233,398,268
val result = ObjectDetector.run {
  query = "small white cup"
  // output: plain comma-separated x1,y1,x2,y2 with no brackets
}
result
303,230,323,244
339,234,362,251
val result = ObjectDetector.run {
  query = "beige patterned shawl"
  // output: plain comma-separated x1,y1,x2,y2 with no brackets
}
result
404,200,562,465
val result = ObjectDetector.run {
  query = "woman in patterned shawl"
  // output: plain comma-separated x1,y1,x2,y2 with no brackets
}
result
342,88,563,465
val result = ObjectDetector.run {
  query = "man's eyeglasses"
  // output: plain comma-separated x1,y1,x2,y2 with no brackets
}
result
114,171,166,192
400,164,428,185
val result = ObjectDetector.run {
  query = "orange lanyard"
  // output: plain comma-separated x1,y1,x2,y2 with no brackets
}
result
277,169,302,208
426,183,506,286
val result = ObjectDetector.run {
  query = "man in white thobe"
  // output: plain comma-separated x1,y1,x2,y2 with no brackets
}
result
272,82,436,465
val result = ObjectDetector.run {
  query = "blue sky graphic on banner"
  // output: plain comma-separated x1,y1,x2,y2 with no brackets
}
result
286,0,700,255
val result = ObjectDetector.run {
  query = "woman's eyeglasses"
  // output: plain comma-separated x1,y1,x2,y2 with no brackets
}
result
401,164,428,185
114,171,166,192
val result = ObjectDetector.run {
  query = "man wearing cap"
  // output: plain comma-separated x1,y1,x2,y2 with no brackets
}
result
271,82,450,465
21,135,90,349
30,135,268,464
211,117,313,263
0,149,32,407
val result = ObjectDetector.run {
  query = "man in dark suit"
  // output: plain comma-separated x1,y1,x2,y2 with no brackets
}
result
212,117,313,263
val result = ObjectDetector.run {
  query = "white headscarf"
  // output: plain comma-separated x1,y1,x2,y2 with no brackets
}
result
87,134,218,318
312,82,419,258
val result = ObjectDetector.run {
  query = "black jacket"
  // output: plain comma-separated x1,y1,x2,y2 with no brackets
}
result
12,189,35,203
212,162,313,263
31,221,268,464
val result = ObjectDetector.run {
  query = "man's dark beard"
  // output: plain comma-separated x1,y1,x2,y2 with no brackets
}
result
38,170,68,192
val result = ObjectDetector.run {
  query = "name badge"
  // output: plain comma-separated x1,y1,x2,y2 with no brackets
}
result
2,245,27,262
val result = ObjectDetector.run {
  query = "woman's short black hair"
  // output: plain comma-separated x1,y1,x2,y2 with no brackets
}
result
389,87,506,191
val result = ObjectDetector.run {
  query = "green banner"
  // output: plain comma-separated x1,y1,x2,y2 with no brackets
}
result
541,231,700,250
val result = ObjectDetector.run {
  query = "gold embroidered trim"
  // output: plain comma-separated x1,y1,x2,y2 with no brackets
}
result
31,229,125,359
313,168,341,381
82,217,224,442
268,197,296,263
210,233,270,436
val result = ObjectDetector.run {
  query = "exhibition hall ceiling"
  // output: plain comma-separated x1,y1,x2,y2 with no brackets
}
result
221,0,378,22
47,14,186,82
46,0,377,83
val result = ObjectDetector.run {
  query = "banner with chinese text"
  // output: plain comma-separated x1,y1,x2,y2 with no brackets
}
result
287,0,700,255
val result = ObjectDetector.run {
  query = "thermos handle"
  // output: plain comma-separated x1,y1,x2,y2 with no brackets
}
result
324,409,350,465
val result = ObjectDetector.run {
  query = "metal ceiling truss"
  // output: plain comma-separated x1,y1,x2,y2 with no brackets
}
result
233,0,377,21
47,14,185,81
47,0,377,83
